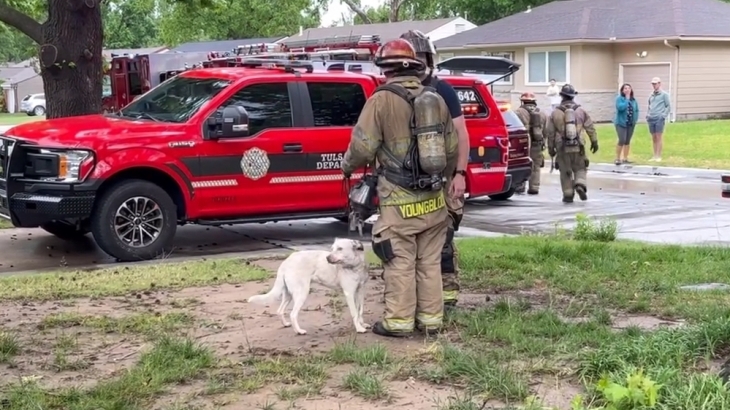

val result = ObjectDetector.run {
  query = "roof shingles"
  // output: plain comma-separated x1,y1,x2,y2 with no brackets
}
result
281,18,457,46
435,0,730,48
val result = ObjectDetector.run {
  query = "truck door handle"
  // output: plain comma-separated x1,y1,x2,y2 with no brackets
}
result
283,143,302,153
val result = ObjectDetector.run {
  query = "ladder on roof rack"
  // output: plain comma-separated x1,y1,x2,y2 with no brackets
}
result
282,34,381,50
239,58,315,73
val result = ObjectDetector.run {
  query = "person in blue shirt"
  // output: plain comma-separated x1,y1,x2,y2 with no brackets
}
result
613,83,639,165
400,29,467,310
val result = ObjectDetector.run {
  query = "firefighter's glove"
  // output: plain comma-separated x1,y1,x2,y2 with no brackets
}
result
590,141,599,154
548,147,557,157
343,171,352,179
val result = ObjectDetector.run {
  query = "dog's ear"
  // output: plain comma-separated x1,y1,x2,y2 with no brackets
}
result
352,240,364,251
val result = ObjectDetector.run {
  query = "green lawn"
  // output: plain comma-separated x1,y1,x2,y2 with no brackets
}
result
4,234,730,409
0,219,12,229
590,119,730,169
0,113,45,126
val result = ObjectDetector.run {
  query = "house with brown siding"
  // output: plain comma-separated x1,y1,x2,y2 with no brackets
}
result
434,0,730,122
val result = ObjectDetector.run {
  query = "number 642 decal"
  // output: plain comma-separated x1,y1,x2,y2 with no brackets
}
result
456,89,477,103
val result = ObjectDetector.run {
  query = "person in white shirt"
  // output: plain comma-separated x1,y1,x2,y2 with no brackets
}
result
546,79,561,109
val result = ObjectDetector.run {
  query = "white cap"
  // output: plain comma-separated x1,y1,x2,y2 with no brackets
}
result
651,77,661,84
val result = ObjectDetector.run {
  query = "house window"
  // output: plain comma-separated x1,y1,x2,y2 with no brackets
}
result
481,51,514,85
525,47,569,85
455,24,466,34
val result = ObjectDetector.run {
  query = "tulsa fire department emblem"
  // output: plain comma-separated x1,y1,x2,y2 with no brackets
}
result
240,147,270,180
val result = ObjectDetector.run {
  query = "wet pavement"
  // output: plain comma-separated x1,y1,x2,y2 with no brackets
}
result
465,169,727,245
0,169,725,274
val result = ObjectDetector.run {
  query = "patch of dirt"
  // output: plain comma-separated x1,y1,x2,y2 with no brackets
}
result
531,377,584,409
153,364,467,410
611,315,685,330
0,257,589,407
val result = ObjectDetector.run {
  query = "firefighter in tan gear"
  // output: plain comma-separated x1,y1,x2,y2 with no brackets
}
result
514,92,548,195
399,29,467,309
341,39,458,337
545,84,599,203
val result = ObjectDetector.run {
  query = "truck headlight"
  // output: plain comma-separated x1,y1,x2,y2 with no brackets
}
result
40,149,94,182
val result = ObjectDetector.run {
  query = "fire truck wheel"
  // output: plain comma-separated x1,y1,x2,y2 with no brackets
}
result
40,221,90,241
488,187,516,201
91,179,177,262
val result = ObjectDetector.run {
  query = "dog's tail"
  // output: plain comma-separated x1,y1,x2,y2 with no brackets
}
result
247,271,286,305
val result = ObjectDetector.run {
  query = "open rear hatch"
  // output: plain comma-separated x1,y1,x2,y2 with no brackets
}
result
436,56,521,88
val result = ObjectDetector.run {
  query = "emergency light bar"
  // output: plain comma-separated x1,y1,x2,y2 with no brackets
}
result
722,174,730,198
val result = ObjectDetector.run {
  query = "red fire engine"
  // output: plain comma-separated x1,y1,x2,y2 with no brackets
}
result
102,51,210,112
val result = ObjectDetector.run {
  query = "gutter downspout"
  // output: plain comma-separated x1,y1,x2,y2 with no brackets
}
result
663,39,679,122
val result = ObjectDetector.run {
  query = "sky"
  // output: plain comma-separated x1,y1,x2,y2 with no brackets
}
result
320,0,386,27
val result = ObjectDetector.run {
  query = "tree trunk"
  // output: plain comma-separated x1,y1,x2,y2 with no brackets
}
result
388,0,404,22
341,0,372,24
40,0,103,119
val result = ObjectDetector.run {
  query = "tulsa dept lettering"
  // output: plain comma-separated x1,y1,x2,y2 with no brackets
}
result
397,195,445,219
316,153,344,170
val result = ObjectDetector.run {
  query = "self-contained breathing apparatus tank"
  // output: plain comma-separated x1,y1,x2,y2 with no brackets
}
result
563,106,579,147
413,88,448,181
375,83,448,192
523,105,544,143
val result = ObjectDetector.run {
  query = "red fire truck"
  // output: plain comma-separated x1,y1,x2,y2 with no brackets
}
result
0,41,520,261
102,51,211,112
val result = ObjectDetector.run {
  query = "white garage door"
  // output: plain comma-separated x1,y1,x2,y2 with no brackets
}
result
621,64,670,122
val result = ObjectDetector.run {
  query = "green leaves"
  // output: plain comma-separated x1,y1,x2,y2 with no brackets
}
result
102,0,160,49
157,0,322,47
594,369,662,409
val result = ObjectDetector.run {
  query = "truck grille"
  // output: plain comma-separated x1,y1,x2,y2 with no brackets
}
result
0,138,16,177
0,137,15,220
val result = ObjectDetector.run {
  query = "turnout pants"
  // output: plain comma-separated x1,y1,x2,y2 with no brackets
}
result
442,179,464,305
528,145,544,192
371,201,448,333
556,151,588,198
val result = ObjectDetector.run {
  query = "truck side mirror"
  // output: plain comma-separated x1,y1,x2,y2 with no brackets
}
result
205,105,250,140
221,105,249,138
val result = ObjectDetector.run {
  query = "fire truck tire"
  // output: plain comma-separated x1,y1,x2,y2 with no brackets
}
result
91,179,177,262
488,187,516,201
40,221,90,241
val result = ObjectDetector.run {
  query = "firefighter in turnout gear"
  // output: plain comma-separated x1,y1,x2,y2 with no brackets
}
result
341,39,459,337
514,92,548,195
545,84,599,203
400,29,468,309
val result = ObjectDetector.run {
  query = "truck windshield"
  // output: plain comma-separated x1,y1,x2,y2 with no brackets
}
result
119,76,231,123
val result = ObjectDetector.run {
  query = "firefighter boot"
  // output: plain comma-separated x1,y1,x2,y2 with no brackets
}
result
562,196,574,203
575,184,588,201
372,321,412,338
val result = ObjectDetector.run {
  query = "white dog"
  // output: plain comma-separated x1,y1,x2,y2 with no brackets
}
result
247,238,369,335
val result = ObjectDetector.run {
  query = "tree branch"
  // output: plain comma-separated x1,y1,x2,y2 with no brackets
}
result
389,0,405,22
0,2,42,43
341,0,372,24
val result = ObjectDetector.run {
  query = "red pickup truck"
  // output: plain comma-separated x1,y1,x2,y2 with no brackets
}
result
0,56,518,261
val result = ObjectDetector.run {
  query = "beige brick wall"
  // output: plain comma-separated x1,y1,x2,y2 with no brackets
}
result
491,90,616,123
